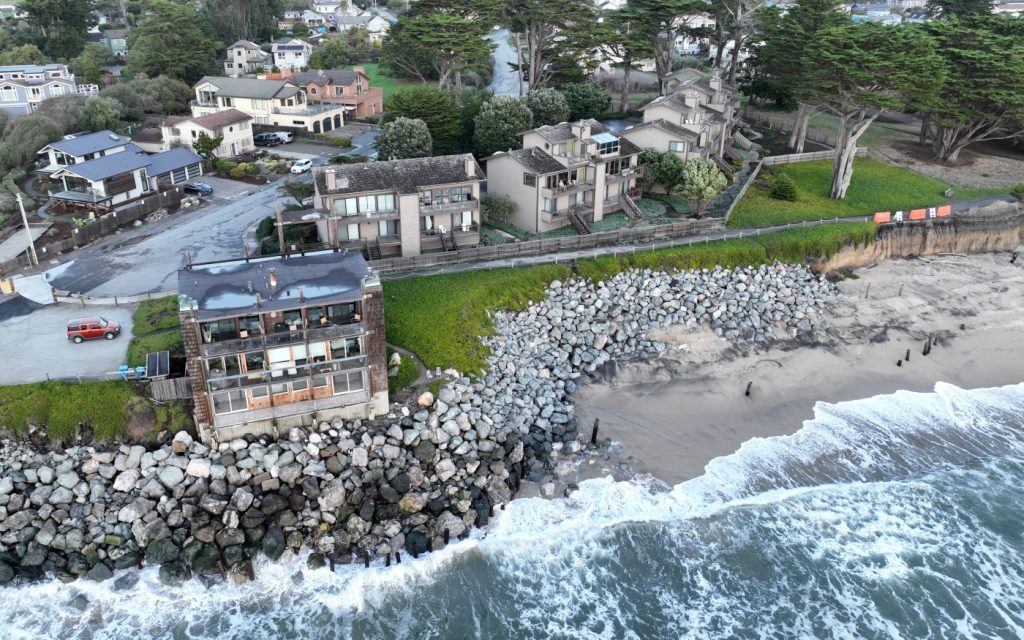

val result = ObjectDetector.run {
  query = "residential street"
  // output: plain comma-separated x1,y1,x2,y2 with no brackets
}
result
488,29,524,97
44,174,311,297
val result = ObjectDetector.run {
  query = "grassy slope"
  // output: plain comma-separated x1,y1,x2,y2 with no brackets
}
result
387,347,420,396
127,296,183,367
728,158,949,228
346,62,417,99
0,381,137,441
384,223,875,373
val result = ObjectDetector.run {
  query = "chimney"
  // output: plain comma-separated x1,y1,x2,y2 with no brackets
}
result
269,267,278,290
353,66,365,76
325,168,337,191
709,74,722,92
683,92,698,109
464,156,476,177
571,120,592,140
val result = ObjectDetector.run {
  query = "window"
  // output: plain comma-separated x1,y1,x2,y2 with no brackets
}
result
376,193,395,211
357,195,376,213
313,375,329,388
239,315,261,335
421,215,434,232
451,185,472,202
212,389,248,414
597,140,619,155
50,85,63,97
668,141,686,153
310,87,317,95
332,370,364,395
523,173,536,187
543,198,555,213
339,223,359,241
570,192,585,206
606,159,621,176
327,302,357,325
457,211,473,229
334,197,357,216
330,335,361,358
206,355,241,378
244,351,266,371
200,319,238,343
378,219,398,237
292,379,309,392
251,386,269,399
222,97,233,107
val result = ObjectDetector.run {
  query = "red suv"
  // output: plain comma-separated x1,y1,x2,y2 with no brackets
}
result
67,317,121,343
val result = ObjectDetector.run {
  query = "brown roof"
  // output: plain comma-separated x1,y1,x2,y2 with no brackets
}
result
190,109,253,130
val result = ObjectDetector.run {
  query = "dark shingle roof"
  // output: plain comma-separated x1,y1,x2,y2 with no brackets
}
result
103,28,129,39
147,147,203,176
315,154,482,195
194,76,299,100
190,108,253,129
528,119,609,143
622,119,700,140
495,147,566,175
228,40,262,50
617,137,642,156
45,130,130,157
289,70,360,87
178,249,369,321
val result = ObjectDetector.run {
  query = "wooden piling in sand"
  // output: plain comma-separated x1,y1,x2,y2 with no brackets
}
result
897,359,903,367
443,529,450,545
590,418,600,444
395,552,401,564
385,553,391,567
745,381,753,397
246,559,256,581
363,551,370,568
328,553,335,572
905,349,910,362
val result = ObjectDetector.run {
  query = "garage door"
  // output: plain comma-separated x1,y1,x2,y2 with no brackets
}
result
171,167,187,183
185,162,203,180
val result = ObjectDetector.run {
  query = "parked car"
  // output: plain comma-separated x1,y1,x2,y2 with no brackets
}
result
272,131,294,144
254,133,281,146
183,182,213,196
290,159,313,174
67,317,121,343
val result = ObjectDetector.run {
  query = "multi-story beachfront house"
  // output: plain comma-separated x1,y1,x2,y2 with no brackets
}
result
621,69,739,161
0,63,94,117
485,119,643,234
290,154,483,259
178,250,388,442
191,76,347,133
287,69,383,119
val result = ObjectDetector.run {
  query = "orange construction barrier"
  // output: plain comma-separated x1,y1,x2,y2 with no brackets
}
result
937,205,952,217
909,209,927,220
873,211,892,224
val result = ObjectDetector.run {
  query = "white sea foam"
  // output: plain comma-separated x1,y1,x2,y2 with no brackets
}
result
3,382,1023,639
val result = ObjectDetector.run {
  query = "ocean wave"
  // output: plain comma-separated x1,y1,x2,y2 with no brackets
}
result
3,382,1023,639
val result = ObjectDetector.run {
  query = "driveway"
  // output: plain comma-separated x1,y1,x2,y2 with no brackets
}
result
488,29,525,97
265,142,342,162
196,176,258,201
0,302,134,384
43,173,311,297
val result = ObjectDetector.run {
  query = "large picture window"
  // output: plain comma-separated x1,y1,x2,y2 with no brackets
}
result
212,389,247,414
332,370,364,395
201,319,238,343
330,336,361,359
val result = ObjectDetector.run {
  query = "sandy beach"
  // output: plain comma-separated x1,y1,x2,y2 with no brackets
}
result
575,252,1024,485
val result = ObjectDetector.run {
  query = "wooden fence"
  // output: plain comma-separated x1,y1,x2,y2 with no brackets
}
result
368,218,726,272
151,377,192,401
744,110,840,148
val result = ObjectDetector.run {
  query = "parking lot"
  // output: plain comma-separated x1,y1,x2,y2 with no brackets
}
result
0,302,135,384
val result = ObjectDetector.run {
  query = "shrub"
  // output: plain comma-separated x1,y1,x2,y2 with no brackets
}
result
213,158,236,173
771,173,799,201
1011,182,1024,201
244,163,261,177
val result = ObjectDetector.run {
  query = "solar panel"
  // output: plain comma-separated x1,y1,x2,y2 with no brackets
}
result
146,351,170,379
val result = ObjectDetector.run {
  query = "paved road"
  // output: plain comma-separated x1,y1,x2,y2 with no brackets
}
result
488,29,524,97
44,173,311,296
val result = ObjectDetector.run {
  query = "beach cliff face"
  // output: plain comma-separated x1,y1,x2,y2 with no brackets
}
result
814,201,1024,274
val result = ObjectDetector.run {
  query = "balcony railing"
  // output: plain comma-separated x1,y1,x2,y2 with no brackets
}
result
606,167,644,182
200,321,364,358
422,223,479,238
333,207,400,221
418,198,477,214
541,203,594,222
190,99,217,109
543,179,594,195
272,102,339,116
207,355,367,392
553,152,591,165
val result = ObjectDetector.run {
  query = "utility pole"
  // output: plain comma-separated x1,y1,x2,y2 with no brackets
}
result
16,194,38,267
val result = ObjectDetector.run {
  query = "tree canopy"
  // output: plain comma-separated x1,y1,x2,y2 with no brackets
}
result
20,0,95,59
385,86,463,155
523,88,570,127
803,23,945,199
0,115,63,172
921,17,1024,161
473,95,533,157
126,1,221,84
0,44,47,66
69,44,115,86
501,0,599,90
78,96,124,132
563,82,610,121
204,0,282,44
675,158,728,216
374,117,433,160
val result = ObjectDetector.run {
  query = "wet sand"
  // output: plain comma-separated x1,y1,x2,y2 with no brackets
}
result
574,252,1024,485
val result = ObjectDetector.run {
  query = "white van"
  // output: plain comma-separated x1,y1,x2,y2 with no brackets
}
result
273,131,294,144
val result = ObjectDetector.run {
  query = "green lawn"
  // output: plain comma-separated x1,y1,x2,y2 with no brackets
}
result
383,223,875,373
127,296,184,367
0,381,138,441
387,347,420,396
728,158,950,228
346,63,417,99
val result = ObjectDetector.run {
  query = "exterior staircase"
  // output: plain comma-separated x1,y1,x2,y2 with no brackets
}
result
622,193,642,220
568,206,592,235
365,237,382,261
440,230,458,252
